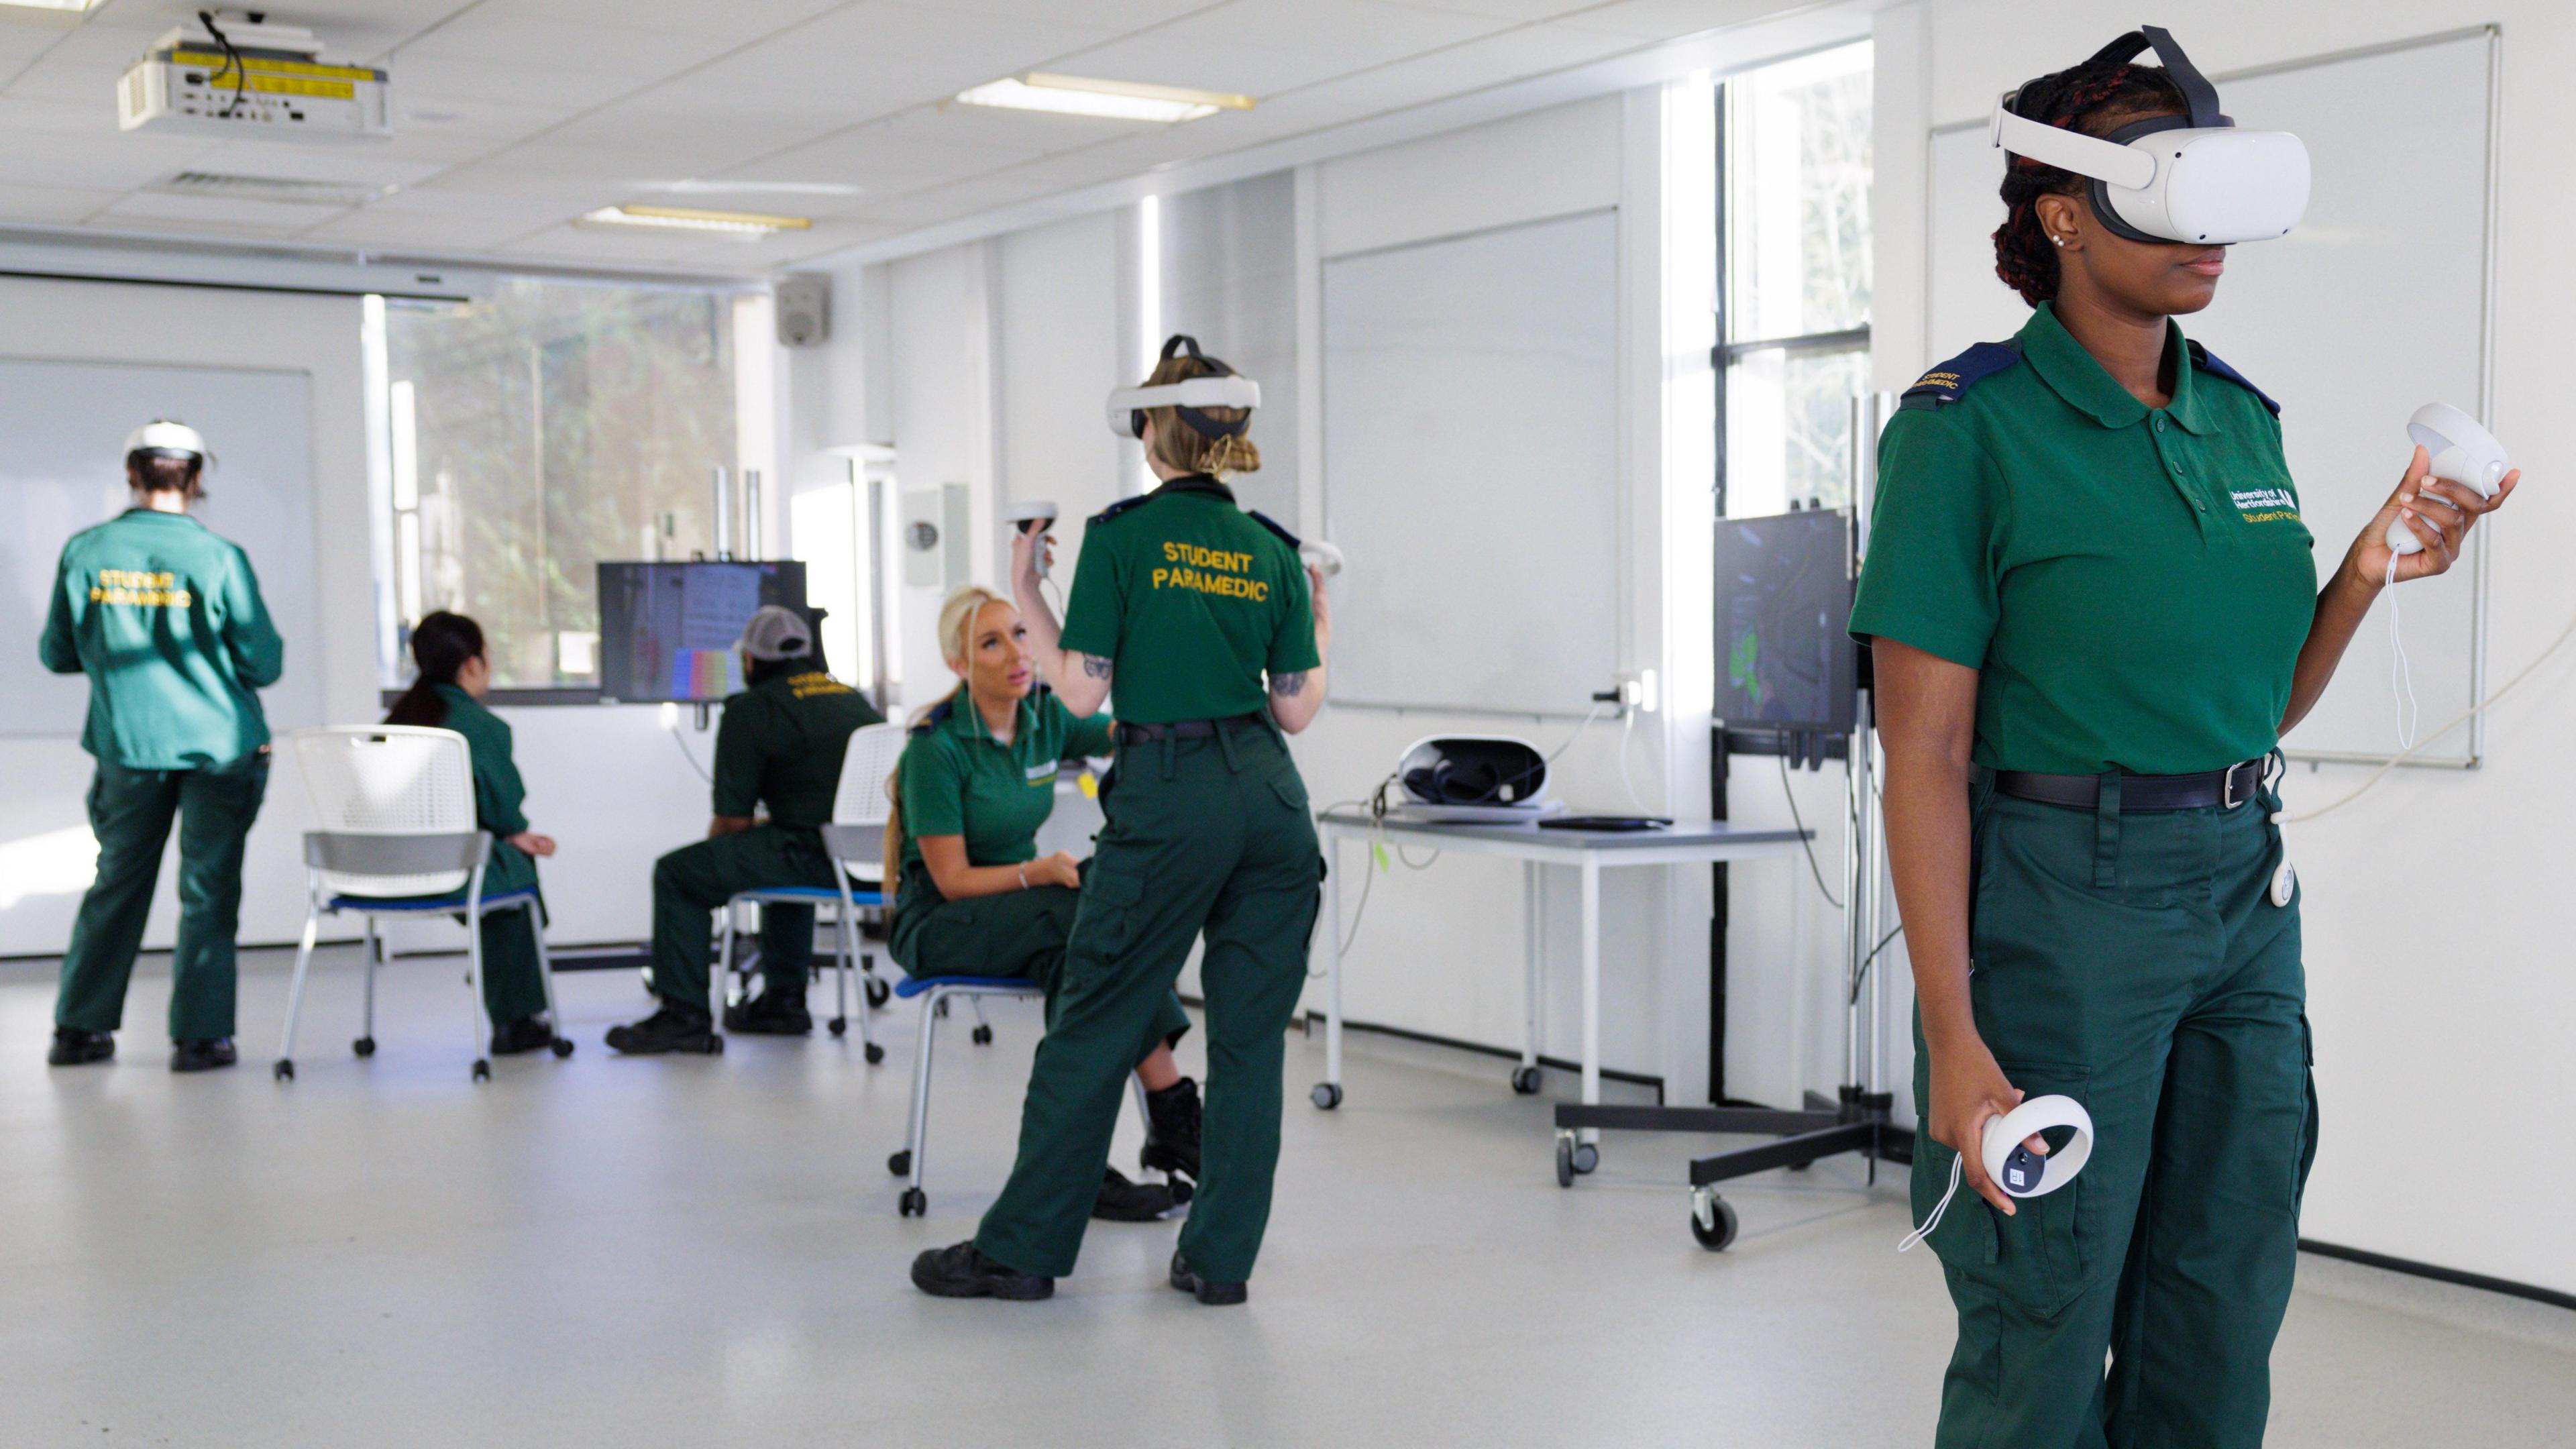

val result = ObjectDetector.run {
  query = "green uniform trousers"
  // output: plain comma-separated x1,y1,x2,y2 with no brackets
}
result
57,751,269,1041
1913,771,2318,1449
650,825,834,1014
368,843,550,1026
891,879,1192,1051
975,723,1321,1284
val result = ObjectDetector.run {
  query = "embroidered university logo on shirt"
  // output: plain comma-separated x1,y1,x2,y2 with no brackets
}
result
2231,487,2300,525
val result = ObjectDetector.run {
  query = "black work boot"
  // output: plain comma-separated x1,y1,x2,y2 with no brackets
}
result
604,1004,718,1055
723,988,812,1036
170,1038,238,1073
1142,1077,1203,1183
911,1242,1053,1301
489,1016,561,1056
48,1027,114,1067
1092,1168,1183,1223
1169,1249,1247,1307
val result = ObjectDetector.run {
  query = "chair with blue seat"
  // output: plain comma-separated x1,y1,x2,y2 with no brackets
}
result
712,721,908,1059
884,973,1161,1218
272,726,572,1084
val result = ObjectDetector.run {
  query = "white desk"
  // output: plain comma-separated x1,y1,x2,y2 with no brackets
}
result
1310,809,1811,1174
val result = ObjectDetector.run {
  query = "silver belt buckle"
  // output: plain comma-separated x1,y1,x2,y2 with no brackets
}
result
2222,761,2251,810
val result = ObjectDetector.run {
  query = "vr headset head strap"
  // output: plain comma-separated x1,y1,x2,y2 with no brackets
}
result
2137,25,2226,129
1147,333,1250,439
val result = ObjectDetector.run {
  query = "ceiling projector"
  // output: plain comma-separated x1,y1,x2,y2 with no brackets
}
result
119,17,391,143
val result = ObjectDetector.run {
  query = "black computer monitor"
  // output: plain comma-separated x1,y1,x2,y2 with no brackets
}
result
596,561,810,704
1715,510,1858,735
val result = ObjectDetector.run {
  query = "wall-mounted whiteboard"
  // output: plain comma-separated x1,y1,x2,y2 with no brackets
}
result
1322,209,1621,717
0,358,324,737
1927,30,2495,765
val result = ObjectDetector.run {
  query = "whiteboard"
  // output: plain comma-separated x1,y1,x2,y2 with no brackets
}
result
0,358,324,737
1927,31,2494,764
1322,210,1621,716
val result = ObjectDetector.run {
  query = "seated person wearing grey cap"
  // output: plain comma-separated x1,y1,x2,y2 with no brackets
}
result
607,606,884,1054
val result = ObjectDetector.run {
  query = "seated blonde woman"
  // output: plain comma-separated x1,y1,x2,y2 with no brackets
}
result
885,586,1201,1221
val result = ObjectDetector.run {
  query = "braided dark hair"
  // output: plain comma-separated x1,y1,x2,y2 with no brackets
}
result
1994,39,2188,307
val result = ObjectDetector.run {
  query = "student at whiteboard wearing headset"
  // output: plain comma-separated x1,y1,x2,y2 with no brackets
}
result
40,421,282,1073
1849,32,2514,1448
912,335,1330,1306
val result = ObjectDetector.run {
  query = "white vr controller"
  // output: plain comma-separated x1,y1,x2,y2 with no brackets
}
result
1300,539,1344,578
1983,1094,2094,1199
1008,500,1058,577
2388,403,2510,557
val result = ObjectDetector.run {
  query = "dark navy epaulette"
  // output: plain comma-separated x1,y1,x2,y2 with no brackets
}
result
2187,340,2281,417
910,698,954,735
1087,494,1153,527
1898,341,2024,412
1246,508,1301,551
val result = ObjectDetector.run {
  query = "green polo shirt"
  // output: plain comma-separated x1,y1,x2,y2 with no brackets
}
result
1057,474,1318,724
40,508,283,770
712,668,884,833
894,690,1113,908
1849,303,2317,776
427,684,539,896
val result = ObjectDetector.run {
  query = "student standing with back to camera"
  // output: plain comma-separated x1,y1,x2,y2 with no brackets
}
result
40,422,282,1073
914,335,1330,1305
1854,32,2514,1446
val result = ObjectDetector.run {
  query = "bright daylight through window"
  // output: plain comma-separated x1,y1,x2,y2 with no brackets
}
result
376,278,769,691
1719,42,1872,518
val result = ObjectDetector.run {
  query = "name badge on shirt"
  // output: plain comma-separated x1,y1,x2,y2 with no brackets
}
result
1025,762,1058,785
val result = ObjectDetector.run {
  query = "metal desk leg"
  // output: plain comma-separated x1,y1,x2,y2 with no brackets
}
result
1511,859,1541,1095
1313,826,1344,1110
1554,856,1604,1183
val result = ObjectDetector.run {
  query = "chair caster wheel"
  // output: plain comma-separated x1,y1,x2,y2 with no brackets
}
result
888,1150,912,1177
1572,1142,1599,1175
971,1024,994,1046
708,1034,725,1056
898,1187,927,1218
828,1016,848,1037
1510,1065,1542,1094
1556,1136,1574,1188
865,977,892,1010
1690,1188,1739,1251
1311,1081,1342,1110
864,1042,885,1065
352,1036,376,1058
471,1059,491,1083
273,1059,294,1082
551,1037,575,1059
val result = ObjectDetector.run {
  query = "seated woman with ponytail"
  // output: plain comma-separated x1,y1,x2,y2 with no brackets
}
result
887,586,1202,1222
383,612,566,1055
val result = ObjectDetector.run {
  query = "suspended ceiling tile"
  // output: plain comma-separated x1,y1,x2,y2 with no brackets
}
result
183,140,457,188
0,179,119,223
298,207,551,250
391,13,727,79
934,0,1223,25
1049,0,1507,99
788,2,1125,70
1269,19,1646,116
1558,0,1809,41
0,131,218,192
500,0,855,42
3,58,123,105
101,189,349,230
386,52,639,112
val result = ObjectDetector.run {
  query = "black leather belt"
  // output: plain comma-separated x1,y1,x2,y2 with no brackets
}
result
1115,713,1264,745
1993,759,2262,812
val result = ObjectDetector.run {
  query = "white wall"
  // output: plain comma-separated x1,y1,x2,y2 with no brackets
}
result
1876,0,2576,1294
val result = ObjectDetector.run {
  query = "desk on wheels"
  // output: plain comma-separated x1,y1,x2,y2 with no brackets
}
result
1309,809,1810,1178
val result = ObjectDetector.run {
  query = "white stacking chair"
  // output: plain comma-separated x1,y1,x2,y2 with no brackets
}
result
714,721,910,1057
274,726,570,1083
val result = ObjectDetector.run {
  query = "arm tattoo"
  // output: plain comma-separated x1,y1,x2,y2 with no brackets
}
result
1079,653,1114,680
1270,670,1309,698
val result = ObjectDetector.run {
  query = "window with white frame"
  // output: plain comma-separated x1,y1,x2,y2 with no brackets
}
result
1718,42,1873,518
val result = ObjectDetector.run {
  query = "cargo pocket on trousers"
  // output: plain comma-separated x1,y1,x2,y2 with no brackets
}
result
1921,1063,2093,1320
2294,1014,2320,1216
1067,866,1146,975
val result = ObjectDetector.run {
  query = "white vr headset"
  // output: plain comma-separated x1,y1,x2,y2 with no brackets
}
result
1990,25,2309,246
1106,333,1262,439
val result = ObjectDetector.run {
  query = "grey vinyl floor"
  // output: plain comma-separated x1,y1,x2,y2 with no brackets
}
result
1,946,2569,1448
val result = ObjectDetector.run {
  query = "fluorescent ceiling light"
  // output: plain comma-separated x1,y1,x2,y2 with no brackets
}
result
578,205,811,238
1,1,107,11
644,179,862,197
955,72,1254,124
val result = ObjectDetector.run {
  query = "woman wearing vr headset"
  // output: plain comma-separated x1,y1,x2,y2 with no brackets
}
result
1853,30,2514,1448
883,585,1203,1222
913,336,1329,1306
